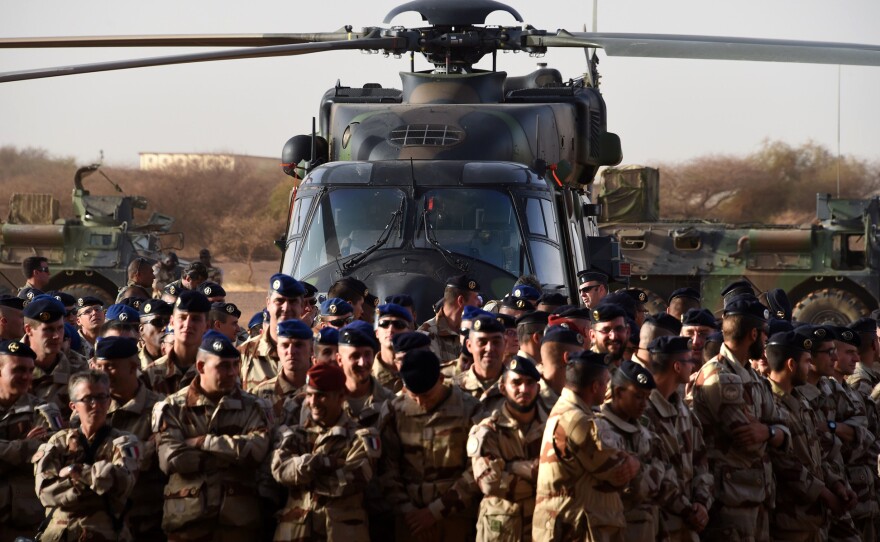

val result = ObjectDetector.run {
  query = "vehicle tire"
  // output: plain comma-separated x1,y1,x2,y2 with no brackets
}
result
59,283,116,306
792,287,869,325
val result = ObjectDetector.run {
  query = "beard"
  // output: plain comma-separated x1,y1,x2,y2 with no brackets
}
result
747,338,764,361
505,395,537,413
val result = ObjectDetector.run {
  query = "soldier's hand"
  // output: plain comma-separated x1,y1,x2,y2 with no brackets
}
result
26,426,48,440
609,454,640,486
687,503,709,532
184,436,206,449
405,508,437,535
731,419,768,446
820,487,846,515
509,460,538,482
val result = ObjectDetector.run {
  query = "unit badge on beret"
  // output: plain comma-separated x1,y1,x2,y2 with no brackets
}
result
776,310,785,318
119,313,128,322
175,298,183,308
763,309,770,319
272,279,281,290
516,300,526,309
27,292,35,300
364,288,370,296
204,286,212,295
169,285,177,295
637,373,648,385
8,342,19,352
637,292,647,302
510,360,519,370
226,304,235,314
39,312,50,322
576,333,584,345
473,320,482,331
514,289,522,298
842,331,853,340
468,281,477,290
329,304,338,314
54,295,62,302
814,328,826,338
803,339,813,349
213,341,223,352
144,303,152,313
76,297,84,306
592,310,600,321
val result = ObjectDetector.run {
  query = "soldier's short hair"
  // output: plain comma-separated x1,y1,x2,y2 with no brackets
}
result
127,257,152,280
99,319,139,337
649,352,679,374
21,256,48,280
565,355,609,389
209,308,234,326
765,343,798,373
68,369,109,402
517,321,546,344
721,313,763,344
328,278,365,304
667,296,700,317
609,368,633,393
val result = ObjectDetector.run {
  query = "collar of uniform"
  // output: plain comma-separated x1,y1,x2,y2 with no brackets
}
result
302,409,354,433
599,403,641,433
274,373,301,396
434,311,459,337
462,365,501,392
398,382,461,417
855,362,880,382
559,387,594,415
647,388,677,418
183,378,244,408
110,382,149,415
496,398,549,429
3,392,38,417
258,330,278,357
768,378,802,413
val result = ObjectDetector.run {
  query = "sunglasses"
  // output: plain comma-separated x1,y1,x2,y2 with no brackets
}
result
579,284,601,294
74,394,110,406
147,318,170,328
327,317,353,328
378,319,408,330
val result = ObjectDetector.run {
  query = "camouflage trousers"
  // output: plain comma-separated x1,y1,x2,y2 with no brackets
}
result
703,504,769,542
395,512,475,542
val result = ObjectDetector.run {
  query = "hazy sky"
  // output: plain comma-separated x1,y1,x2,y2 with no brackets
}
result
2,0,879,168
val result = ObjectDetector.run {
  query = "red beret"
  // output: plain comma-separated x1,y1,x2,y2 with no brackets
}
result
305,363,345,393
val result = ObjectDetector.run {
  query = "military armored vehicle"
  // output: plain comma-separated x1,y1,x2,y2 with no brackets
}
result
597,165,880,324
0,164,183,303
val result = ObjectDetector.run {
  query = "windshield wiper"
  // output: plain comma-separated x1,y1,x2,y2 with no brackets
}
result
343,197,405,271
421,207,469,272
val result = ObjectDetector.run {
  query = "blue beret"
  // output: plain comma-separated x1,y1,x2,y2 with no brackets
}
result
105,303,139,323
174,290,211,313
668,287,701,303
18,287,44,304
681,308,717,328
316,327,339,345
400,349,441,394
462,305,492,321
338,322,379,350
446,274,480,292
512,284,541,301
140,299,173,318
591,303,627,323
320,297,354,317
648,336,693,355
723,296,769,321
64,323,82,352
198,281,226,298
199,330,240,359
619,360,656,390
767,331,814,352
0,294,25,311
645,313,682,335
277,319,314,340
385,294,414,308
248,311,266,330
392,331,431,353
501,295,535,311
211,302,241,319
508,355,542,380
378,303,413,323
472,315,505,334
95,336,139,359
541,325,585,347
269,273,305,298
0,339,36,359
23,295,65,322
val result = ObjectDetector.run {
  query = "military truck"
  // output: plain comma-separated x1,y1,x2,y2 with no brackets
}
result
597,165,880,324
0,164,183,303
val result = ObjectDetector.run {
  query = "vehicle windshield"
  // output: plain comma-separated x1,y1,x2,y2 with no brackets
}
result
415,188,530,276
293,188,406,278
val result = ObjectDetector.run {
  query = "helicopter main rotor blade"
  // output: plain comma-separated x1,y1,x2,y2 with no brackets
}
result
0,37,400,83
0,29,382,49
531,32,880,66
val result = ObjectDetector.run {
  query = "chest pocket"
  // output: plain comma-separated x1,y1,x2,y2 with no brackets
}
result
423,425,467,471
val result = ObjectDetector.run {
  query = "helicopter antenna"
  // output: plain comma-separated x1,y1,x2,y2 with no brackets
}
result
836,65,841,198
310,117,317,170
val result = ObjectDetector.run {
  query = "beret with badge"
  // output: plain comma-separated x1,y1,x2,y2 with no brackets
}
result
305,362,346,394
320,297,353,317
399,349,441,394
301,281,319,298
648,335,693,355
512,284,541,301
140,299,173,318
471,315,506,334
541,324,585,347
174,290,212,313
118,297,144,310
316,326,339,345
18,287,44,304
163,282,182,297
446,274,480,292
767,331,814,352
501,294,535,312
105,303,139,323
198,281,226,298
49,291,77,307
765,288,792,321
76,296,103,310
277,319,314,340
621,288,648,305
645,313,682,335
495,313,517,330
618,359,657,390
722,295,770,321
248,310,266,330
833,326,861,347
269,273,305,298
338,322,379,350
0,339,36,359
198,330,240,359
95,336,140,360
392,331,431,353
23,294,66,322
508,355,542,380
591,303,627,323
211,301,241,319
378,303,413,323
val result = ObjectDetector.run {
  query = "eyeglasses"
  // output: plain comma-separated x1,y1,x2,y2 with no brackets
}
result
74,394,110,406
594,325,627,334
327,317,353,328
579,285,601,294
378,319,408,330
78,306,103,316
815,347,837,355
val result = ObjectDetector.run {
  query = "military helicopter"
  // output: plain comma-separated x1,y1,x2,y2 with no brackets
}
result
2,0,879,317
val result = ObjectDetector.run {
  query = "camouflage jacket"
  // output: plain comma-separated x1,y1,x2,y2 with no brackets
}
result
379,383,484,520
645,388,713,539
373,352,403,393
440,353,470,381
252,371,303,423
532,388,632,541
137,344,160,372
468,403,547,542
0,394,58,531
77,329,96,360
418,311,462,364
537,377,561,413
141,349,199,395
153,380,271,534
239,332,280,392
270,412,379,542
33,426,140,542
846,362,880,401
687,345,790,508
152,263,179,297
767,379,831,535
455,365,505,413
31,351,89,419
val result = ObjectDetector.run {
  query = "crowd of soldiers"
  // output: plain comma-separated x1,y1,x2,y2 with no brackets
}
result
4,253,880,542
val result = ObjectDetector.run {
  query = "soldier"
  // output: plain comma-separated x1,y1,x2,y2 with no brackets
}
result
576,270,608,309
497,313,519,364
153,330,271,541
498,294,535,320
765,331,848,540
515,310,549,366
330,322,391,427
137,299,172,369
75,295,105,359
208,301,241,342
198,281,226,303
199,248,223,285
50,291,78,327
666,287,701,320
532,350,640,542
679,308,718,363
372,302,412,381
454,315,507,412
687,295,790,541
0,294,25,340
0,339,59,541
387,293,417,323
239,273,305,392
251,319,314,421
314,327,339,365
20,255,51,292
271,363,380,542
300,282,320,327
100,303,142,340
548,307,592,341
23,295,89,417
590,303,630,367
763,288,792,321
33,370,140,542
142,290,211,394
537,292,568,314
468,355,546,542
117,256,155,302
719,280,755,309
632,313,680,368
315,297,354,330
379,331,430,392
846,317,880,404
91,336,167,541
645,336,713,541
419,274,481,363
152,252,180,297
619,288,650,327
537,325,585,411
442,305,492,379
380,349,484,541
327,277,371,321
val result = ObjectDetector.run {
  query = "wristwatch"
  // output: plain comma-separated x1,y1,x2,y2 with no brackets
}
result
828,421,838,434
767,425,777,441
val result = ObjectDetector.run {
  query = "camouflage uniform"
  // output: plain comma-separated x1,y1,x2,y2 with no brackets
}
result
239,332,280,392
138,346,160,372
206,265,223,285
31,351,89,418
418,312,461,365
537,378,560,412
644,388,713,541
142,350,199,395
33,426,140,542
153,263,179,297
252,373,304,423
686,345,791,542
0,394,59,540
270,412,380,541
77,329,96,360
532,387,633,542
767,379,833,541
373,353,403,392
106,383,167,541
468,403,547,542
153,380,272,540
380,383,484,541
440,353,469,380
454,365,505,412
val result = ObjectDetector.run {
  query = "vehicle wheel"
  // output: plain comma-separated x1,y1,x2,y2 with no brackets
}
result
792,288,869,325
59,283,116,306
